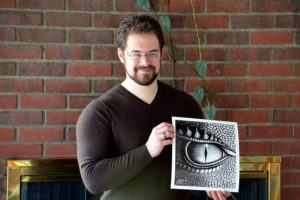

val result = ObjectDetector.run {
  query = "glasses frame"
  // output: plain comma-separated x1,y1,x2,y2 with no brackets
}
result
124,50,161,61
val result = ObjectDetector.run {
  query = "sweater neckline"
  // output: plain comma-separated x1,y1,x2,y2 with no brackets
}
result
118,81,163,107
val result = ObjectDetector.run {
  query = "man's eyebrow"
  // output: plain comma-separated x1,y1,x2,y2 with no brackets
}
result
129,49,160,53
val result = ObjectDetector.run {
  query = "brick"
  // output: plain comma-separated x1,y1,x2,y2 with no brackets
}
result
250,31,292,45
19,29,65,43
249,63,291,76
94,47,118,60
69,0,112,11
19,0,64,9
207,64,247,77
0,12,42,26
0,144,42,158
0,177,5,192
294,188,300,200
186,15,228,29
19,63,65,76
228,110,269,123
185,79,227,93
186,48,227,61
19,127,64,142
207,0,249,13
276,15,300,28
295,126,300,138
0,96,16,109
238,126,248,139
161,0,204,12
171,32,203,45
272,140,300,154
230,48,271,61
295,64,300,76
0,194,6,200
69,96,97,108
46,80,90,93
215,95,248,108
160,64,197,78
273,48,300,60
45,46,90,60
20,95,66,109
281,188,292,200
46,13,90,27
252,0,297,12
230,79,271,92
281,172,300,185
249,125,291,139
250,94,291,108
0,159,6,174
45,143,76,157
69,30,113,44
47,111,81,125
0,111,42,125
273,110,300,123
169,15,186,29
0,63,15,76
0,28,15,41
0,45,41,59
0,128,14,142
295,95,300,107
67,127,76,141
281,156,292,170
274,79,300,92
0,0,15,8
115,0,144,12
67,63,111,77
239,141,271,154
231,16,273,29
113,63,126,77
95,14,129,28
94,80,122,93
294,156,300,169
0,79,42,93
206,32,248,45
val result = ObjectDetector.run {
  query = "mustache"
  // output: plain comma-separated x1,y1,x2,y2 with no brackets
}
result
134,65,156,71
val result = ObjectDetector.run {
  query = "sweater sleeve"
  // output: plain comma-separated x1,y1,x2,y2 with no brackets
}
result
76,100,153,194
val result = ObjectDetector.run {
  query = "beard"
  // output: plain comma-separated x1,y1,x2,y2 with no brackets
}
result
127,65,158,86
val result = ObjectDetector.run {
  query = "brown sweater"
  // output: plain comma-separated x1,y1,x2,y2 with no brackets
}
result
76,81,202,200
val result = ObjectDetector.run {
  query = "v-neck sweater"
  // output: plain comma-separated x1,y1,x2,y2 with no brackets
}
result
76,81,202,200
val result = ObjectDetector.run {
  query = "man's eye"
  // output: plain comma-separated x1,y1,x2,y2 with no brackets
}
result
133,53,142,57
148,53,157,57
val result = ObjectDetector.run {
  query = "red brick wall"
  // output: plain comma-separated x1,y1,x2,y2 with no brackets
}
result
0,0,299,199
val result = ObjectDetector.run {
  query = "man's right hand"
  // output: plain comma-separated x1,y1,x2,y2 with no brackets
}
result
146,122,175,158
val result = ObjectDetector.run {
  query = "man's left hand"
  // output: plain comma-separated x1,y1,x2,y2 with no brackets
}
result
206,190,231,200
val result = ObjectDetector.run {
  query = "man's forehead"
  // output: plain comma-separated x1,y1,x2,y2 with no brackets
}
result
125,32,160,50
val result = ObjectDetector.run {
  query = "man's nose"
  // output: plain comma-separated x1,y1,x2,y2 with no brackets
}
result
139,55,151,64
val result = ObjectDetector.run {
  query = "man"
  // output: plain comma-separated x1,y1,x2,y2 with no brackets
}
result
76,15,230,200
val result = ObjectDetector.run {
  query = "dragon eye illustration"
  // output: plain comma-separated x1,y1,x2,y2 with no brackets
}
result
176,127,236,174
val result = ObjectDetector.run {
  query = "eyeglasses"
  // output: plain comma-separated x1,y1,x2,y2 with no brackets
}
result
124,51,160,61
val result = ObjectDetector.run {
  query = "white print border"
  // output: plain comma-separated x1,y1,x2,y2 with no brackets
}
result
171,117,240,192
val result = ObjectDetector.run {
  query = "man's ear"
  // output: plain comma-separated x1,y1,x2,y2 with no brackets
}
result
117,48,125,63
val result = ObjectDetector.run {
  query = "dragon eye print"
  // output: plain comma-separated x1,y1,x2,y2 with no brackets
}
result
175,125,236,174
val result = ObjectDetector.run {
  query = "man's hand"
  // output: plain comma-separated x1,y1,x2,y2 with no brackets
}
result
146,122,174,158
206,190,231,200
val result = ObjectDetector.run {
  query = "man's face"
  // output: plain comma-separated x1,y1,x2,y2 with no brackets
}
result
119,33,161,86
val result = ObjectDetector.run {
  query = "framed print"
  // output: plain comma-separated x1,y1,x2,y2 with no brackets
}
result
171,117,239,192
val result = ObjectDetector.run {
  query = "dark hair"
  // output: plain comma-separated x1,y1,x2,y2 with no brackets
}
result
117,15,164,51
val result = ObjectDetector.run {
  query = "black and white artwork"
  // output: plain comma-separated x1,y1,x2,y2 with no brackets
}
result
171,117,239,192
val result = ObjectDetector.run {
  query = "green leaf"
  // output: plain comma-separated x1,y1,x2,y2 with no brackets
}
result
204,105,216,120
195,60,207,79
134,0,150,11
159,16,171,34
193,86,204,103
